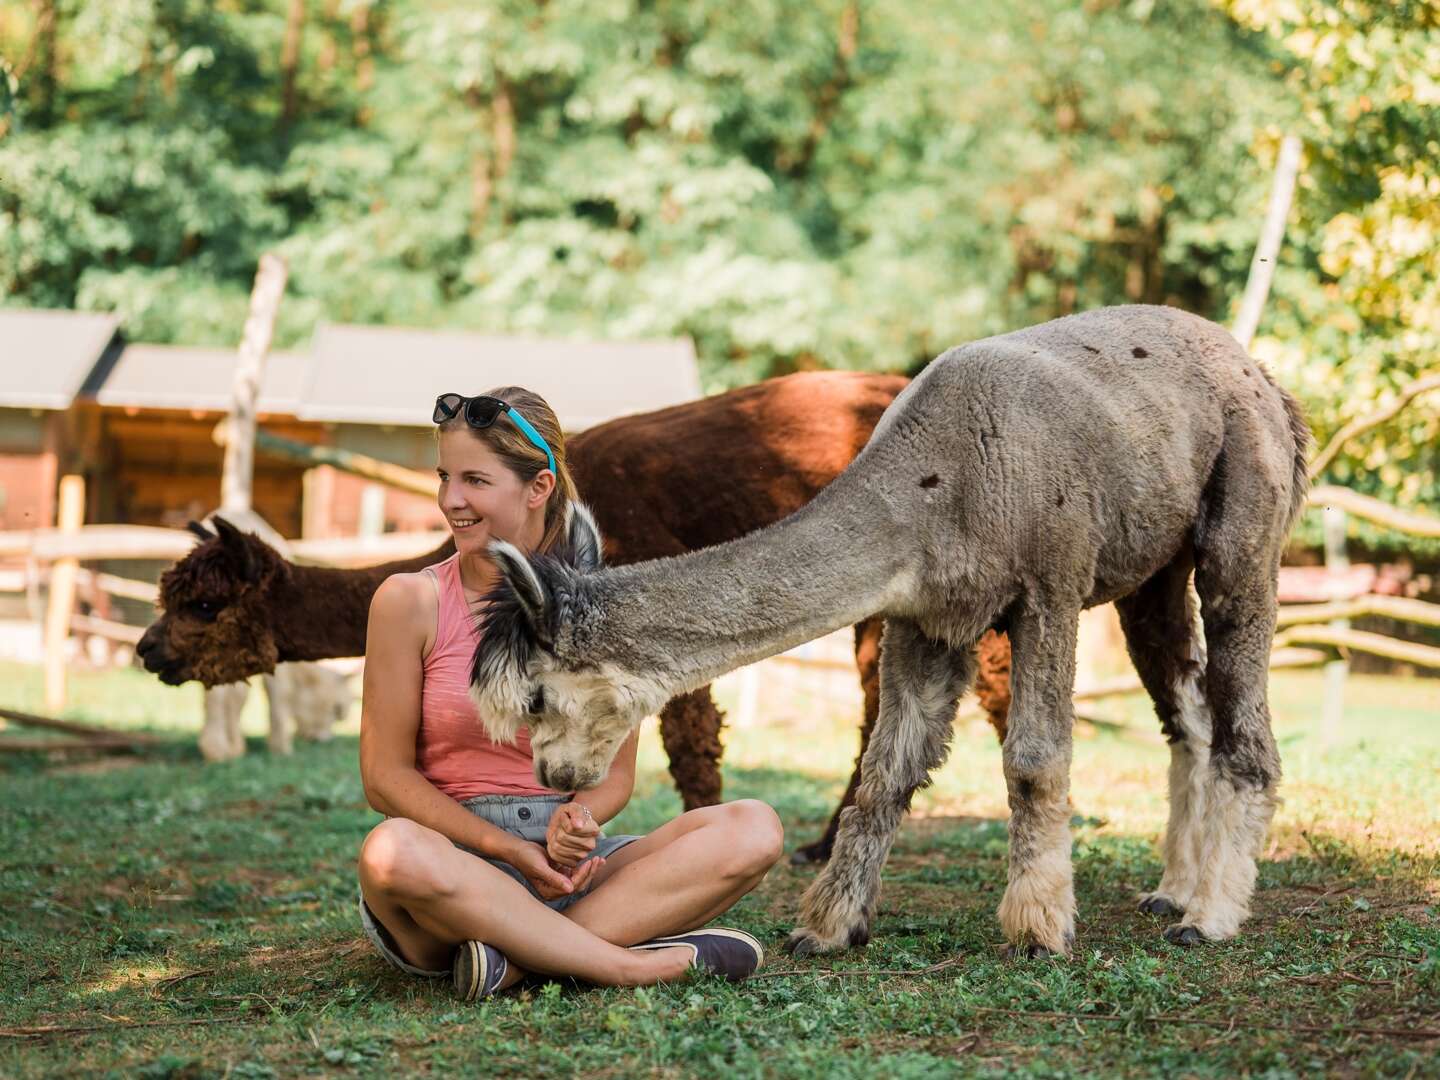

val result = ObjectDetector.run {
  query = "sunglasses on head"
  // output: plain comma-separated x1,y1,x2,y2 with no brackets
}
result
433,393,557,474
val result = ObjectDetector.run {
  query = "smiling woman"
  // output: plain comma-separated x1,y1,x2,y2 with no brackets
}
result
353,386,783,1001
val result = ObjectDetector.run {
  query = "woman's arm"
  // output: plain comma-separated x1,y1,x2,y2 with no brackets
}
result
358,574,529,863
545,730,640,867
572,729,639,825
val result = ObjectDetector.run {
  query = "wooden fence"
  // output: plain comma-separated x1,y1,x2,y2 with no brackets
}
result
0,499,446,713
1,471,1436,724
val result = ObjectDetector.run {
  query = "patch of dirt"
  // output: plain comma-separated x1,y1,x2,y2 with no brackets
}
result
214,798,270,820
43,755,146,777
243,936,367,977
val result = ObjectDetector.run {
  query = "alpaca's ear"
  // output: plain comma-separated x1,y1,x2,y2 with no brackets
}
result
186,520,216,544
490,540,549,635
565,502,605,574
209,515,259,583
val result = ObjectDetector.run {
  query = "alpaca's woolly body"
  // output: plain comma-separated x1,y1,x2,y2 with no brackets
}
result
475,305,1310,953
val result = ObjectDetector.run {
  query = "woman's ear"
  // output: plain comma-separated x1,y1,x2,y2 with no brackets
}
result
527,469,557,509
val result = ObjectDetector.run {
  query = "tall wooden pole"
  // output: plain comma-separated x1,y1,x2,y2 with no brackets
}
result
42,474,84,712
1320,505,1349,747
221,253,289,514
1233,134,1303,352
212,253,287,755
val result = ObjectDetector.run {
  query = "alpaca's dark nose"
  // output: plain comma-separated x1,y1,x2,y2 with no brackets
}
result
136,624,163,666
543,763,576,793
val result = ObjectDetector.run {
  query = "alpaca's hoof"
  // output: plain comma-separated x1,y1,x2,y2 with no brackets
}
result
1163,924,1206,947
1004,943,1059,960
1003,929,1072,961
789,841,832,866
785,923,864,957
784,930,828,958
1139,895,1185,918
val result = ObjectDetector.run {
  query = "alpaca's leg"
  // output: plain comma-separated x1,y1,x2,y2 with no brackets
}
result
1115,555,1209,918
786,619,976,957
200,682,249,762
309,667,349,741
997,597,1081,958
658,687,725,810
263,668,295,757
791,618,884,865
1169,554,1282,945
290,665,320,741
794,622,1011,866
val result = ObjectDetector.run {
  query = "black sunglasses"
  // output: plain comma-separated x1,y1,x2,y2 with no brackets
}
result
433,393,557,474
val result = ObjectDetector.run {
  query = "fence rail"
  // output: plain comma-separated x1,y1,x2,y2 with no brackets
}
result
0,525,448,567
2,480,1437,725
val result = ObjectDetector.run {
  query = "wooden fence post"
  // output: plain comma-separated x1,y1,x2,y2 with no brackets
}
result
1233,134,1303,352
1320,504,1348,746
358,483,386,538
221,253,289,514
212,252,288,753
42,474,85,712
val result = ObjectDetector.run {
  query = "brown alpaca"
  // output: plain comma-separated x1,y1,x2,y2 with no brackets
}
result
137,371,1012,861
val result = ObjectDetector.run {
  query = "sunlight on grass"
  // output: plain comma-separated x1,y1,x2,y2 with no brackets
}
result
1,659,1436,1078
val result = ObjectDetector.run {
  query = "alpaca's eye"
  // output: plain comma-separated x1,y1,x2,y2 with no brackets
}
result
190,599,221,622
527,687,545,715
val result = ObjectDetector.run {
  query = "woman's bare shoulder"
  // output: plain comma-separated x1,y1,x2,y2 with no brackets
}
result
369,571,438,637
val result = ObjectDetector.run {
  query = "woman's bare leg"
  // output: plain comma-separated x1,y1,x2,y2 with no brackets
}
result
358,819,690,987
563,800,784,945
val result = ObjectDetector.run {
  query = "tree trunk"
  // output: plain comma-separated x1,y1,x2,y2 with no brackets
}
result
471,142,494,237
32,0,58,123
279,0,307,132
787,1,858,175
351,2,373,93
317,0,340,72
493,75,516,179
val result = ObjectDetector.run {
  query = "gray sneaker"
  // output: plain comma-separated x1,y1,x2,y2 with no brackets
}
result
629,927,764,982
452,940,510,1001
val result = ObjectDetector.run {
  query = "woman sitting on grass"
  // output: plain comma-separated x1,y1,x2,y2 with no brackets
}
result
356,386,784,999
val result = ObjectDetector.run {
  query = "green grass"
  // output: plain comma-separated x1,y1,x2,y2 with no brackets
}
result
1,661,1437,1078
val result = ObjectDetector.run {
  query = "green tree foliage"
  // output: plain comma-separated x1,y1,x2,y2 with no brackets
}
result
1221,0,1440,528
1,0,1293,386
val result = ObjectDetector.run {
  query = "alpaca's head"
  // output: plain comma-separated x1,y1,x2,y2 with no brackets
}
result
137,516,291,686
470,502,671,792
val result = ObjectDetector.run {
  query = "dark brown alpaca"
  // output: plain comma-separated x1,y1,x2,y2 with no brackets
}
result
138,371,1012,861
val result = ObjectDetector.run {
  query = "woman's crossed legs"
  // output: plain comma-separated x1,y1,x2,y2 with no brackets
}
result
357,800,784,989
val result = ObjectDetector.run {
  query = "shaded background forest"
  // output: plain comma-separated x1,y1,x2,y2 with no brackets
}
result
1,0,1437,541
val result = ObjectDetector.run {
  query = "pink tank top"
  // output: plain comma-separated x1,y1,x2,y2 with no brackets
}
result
416,554,555,799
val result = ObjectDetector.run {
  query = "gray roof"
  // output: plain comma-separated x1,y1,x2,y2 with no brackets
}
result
0,309,120,409
0,308,702,429
91,344,308,415
303,324,701,430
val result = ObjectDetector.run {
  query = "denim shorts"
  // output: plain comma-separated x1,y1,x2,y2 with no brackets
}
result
359,793,643,978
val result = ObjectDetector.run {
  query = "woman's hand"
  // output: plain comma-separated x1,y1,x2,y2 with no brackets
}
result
506,839,604,901
545,802,601,869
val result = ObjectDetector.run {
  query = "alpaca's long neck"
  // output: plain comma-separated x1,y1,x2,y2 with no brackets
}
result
585,469,917,693
270,543,455,661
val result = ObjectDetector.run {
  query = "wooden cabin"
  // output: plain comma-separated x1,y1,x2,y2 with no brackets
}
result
0,309,702,543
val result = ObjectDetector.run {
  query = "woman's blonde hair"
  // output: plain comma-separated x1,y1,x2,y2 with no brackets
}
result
437,386,578,554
